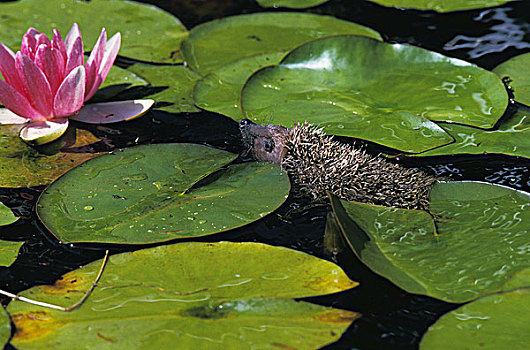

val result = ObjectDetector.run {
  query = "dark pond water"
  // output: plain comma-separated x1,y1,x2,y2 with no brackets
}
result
1,0,529,349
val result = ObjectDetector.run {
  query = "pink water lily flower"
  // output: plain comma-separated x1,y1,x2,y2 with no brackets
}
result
0,23,153,145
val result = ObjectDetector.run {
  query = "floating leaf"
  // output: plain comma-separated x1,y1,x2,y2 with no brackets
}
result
127,64,200,114
37,144,290,244
0,241,23,267
330,181,530,303
0,126,102,188
9,242,359,349
181,13,382,75
89,65,149,103
407,104,530,159
420,287,530,349
368,0,517,12
71,100,154,124
193,52,287,119
242,35,508,152
0,0,187,63
0,202,18,226
0,307,9,348
493,52,530,107
257,0,330,8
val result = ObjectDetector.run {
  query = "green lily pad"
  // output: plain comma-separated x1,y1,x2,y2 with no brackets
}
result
242,35,508,152
420,287,530,349
0,307,9,348
0,0,187,63
493,52,530,107
8,242,359,349
368,0,517,12
37,143,290,244
0,126,102,188
257,0,330,8
181,12,382,75
330,181,530,303
0,240,23,267
0,202,18,226
127,64,200,113
407,104,530,159
193,52,287,119
89,65,149,103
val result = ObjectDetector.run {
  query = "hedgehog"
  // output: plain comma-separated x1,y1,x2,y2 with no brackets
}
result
239,119,437,211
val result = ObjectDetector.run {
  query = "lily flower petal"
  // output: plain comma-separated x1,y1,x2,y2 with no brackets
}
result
64,23,81,55
35,33,51,47
15,52,53,118
52,28,67,62
21,33,37,60
35,44,63,95
0,44,24,94
0,79,45,120
85,28,106,100
53,65,85,117
65,37,84,76
85,32,120,101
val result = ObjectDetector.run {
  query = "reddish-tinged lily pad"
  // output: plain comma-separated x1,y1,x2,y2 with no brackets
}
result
0,125,102,187
71,100,154,124
8,242,358,350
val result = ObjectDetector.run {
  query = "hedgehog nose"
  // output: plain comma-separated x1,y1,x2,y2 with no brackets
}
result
239,119,255,128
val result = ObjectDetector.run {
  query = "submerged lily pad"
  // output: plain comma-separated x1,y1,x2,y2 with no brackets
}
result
127,64,200,113
193,52,287,119
407,104,530,159
493,52,530,107
368,0,517,12
181,12,382,75
0,202,18,226
257,0,330,8
420,287,530,349
9,242,359,349
37,143,290,244
330,181,530,303
0,0,187,63
0,125,102,187
242,36,508,152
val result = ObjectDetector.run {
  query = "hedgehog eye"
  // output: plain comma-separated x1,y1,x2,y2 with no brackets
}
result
263,138,275,153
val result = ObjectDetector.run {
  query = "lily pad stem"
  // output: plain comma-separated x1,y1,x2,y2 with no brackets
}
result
0,250,109,311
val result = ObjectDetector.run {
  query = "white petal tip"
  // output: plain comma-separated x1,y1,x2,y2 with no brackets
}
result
0,108,30,125
70,99,154,124
19,119,69,145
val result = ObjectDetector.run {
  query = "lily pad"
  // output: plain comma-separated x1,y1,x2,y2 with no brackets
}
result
0,241,23,267
242,35,508,152
420,287,530,349
493,52,530,107
0,125,102,187
0,307,9,348
71,100,154,124
0,201,18,226
127,64,200,113
181,12,382,75
330,181,530,303
8,242,359,349
368,0,517,12
37,143,290,244
89,65,149,103
257,0,330,8
193,52,287,119
407,104,530,159
0,0,187,63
